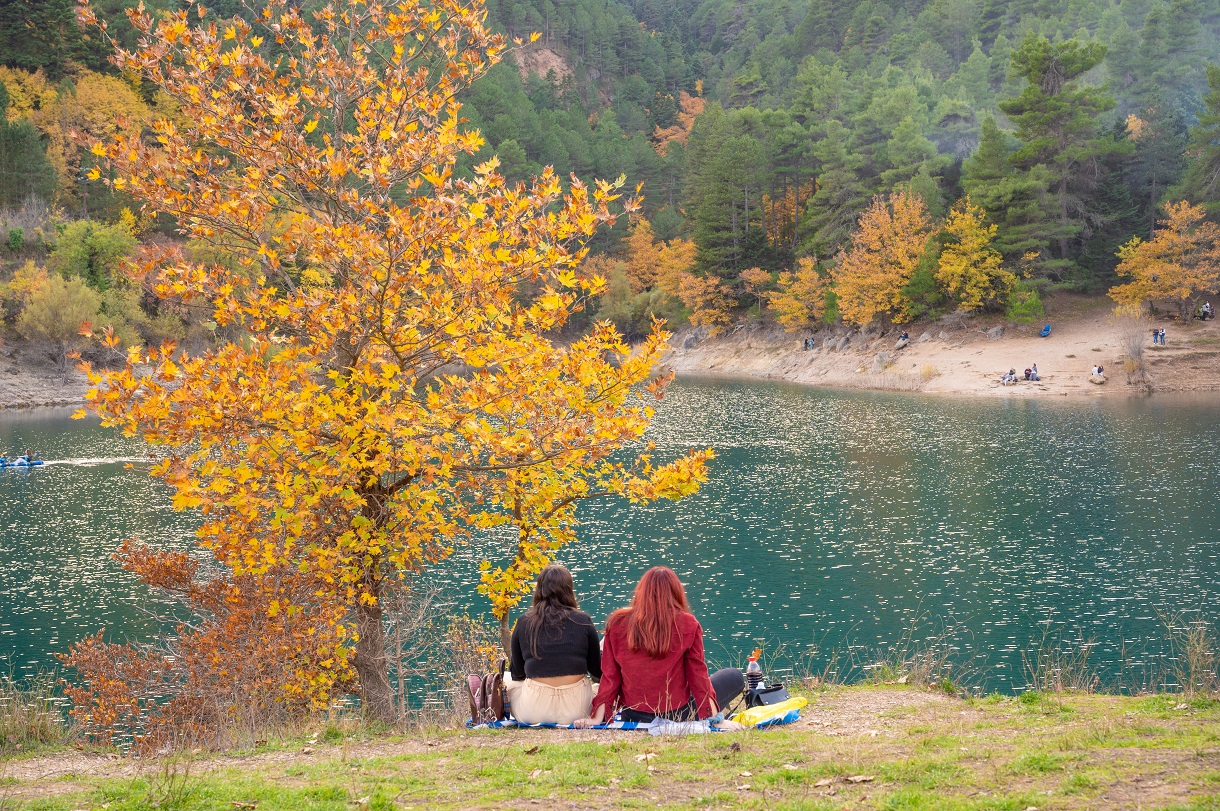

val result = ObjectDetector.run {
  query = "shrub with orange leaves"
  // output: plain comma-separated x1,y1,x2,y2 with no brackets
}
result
69,0,712,729
832,190,933,326
62,541,351,750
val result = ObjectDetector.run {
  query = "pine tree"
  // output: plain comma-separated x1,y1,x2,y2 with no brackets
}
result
947,42,995,109
800,120,871,258
961,115,1059,263
0,82,56,207
1174,64,1220,209
794,0,846,54
0,0,108,77
684,107,770,277
1125,106,1188,236
999,34,1128,276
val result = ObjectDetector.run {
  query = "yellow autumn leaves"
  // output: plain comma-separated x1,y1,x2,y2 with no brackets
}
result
77,0,712,721
828,192,1015,327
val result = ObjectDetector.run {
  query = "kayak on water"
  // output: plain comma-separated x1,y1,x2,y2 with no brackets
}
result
0,457,43,467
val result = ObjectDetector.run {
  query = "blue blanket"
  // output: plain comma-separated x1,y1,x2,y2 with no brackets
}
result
467,709,802,731
467,717,654,730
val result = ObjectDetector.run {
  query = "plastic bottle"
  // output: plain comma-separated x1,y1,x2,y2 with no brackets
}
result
745,652,763,690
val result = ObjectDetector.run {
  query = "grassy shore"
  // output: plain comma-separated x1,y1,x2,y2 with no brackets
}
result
5,685,1220,810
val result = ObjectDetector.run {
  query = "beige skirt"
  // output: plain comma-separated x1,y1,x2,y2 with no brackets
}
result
503,674,594,726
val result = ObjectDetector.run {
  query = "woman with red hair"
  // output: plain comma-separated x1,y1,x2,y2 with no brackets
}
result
575,566,744,727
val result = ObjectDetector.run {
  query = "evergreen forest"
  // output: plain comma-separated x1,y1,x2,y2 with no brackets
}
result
4,0,1220,343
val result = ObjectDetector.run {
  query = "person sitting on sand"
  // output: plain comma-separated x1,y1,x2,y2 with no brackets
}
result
574,566,744,729
1024,368,1032,381
1030,364,1040,381
504,564,602,726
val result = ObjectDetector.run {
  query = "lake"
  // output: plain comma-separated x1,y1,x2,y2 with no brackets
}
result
3,380,1220,693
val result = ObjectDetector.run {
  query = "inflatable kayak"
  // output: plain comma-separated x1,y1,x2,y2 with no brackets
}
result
0,458,43,467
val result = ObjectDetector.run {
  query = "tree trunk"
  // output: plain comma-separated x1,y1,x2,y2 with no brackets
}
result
500,614,511,660
354,598,397,725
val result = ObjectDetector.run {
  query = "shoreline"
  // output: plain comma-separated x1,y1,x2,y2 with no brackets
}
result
0,360,90,411
662,297,1220,399
4,298,1220,409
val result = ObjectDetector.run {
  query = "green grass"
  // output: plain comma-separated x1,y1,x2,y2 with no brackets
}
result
6,686,1220,809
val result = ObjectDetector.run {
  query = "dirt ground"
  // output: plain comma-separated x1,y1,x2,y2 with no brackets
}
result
4,688,1218,810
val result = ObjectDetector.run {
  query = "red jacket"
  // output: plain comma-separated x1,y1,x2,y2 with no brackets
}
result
591,611,717,719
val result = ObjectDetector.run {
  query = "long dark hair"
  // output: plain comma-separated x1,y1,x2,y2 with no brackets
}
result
607,566,690,659
522,564,582,657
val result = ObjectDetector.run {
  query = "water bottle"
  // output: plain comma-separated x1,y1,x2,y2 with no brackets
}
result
746,651,763,690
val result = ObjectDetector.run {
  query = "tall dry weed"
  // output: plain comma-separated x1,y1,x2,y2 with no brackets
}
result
0,672,70,755
1119,316,1153,391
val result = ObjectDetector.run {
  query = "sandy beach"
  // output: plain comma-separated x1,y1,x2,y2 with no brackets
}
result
663,297,1220,398
3,297,1219,409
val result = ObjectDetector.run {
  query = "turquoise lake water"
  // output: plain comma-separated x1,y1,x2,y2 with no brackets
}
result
3,380,1219,692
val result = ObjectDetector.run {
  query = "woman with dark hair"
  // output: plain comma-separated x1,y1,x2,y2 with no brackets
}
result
574,566,744,727
505,564,602,725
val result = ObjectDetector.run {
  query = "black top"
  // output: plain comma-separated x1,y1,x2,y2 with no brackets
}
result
510,609,602,681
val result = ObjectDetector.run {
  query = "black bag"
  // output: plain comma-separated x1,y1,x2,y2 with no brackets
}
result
746,683,792,707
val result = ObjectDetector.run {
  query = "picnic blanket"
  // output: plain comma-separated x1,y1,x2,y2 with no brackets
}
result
467,697,806,732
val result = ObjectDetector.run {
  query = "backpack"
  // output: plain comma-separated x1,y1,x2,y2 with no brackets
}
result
466,659,509,724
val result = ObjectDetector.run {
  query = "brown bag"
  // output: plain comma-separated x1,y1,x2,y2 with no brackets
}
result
466,659,509,724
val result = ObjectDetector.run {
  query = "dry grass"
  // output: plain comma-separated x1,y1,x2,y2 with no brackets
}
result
6,686,1220,810
1118,316,1153,391
0,673,71,757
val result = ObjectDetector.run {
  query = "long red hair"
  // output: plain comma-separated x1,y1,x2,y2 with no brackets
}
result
609,566,691,658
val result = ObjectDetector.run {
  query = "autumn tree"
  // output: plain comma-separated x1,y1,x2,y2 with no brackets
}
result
73,0,711,727
1109,201,1220,318
624,217,663,292
832,190,933,326
766,257,829,331
653,236,698,297
739,266,771,314
935,197,1015,312
651,90,705,154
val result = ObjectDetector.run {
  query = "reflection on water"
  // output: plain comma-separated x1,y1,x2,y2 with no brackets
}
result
437,381,1220,690
4,383,1220,692
0,408,195,678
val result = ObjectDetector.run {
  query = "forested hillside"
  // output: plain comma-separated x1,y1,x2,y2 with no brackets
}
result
4,0,1220,346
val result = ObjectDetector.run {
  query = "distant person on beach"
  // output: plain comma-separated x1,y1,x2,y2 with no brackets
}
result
1152,328,1160,345
1160,329,1166,345
1031,364,1039,381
